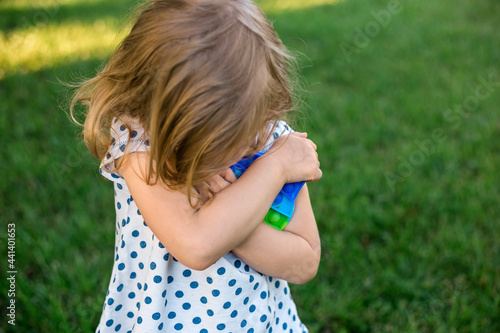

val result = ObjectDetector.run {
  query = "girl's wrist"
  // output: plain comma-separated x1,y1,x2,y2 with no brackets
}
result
251,153,287,186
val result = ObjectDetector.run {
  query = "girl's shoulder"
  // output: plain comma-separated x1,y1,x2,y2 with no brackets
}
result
99,116,149,183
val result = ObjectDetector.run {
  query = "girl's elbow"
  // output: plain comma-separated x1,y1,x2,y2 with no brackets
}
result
287,255,320,285
177,239,221,271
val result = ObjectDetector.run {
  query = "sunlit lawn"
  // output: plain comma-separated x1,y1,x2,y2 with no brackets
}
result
1,0,499,332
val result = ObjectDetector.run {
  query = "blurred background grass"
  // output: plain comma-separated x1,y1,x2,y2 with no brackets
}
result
1,0,499,332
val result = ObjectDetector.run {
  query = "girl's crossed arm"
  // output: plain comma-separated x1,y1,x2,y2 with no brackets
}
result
209,164,321,284
119,133,321,272
232,184,321,284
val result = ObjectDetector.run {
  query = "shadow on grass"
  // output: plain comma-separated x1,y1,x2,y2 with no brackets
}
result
0,0,136,34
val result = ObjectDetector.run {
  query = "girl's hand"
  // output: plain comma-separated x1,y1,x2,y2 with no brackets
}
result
264,132,322,184
205,168,237,194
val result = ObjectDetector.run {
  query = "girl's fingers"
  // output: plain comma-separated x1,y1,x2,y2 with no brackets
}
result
219,168,237,183
207,174,232,194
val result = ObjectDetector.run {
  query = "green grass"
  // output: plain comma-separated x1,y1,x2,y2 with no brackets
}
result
1,0,499,332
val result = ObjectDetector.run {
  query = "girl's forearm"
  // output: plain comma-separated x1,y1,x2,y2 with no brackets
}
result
232,225,320,284
121,152,288,271
191,157,287,263
232,185,321,284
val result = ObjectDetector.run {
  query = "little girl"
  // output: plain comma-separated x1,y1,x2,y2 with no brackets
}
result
71,0,322,332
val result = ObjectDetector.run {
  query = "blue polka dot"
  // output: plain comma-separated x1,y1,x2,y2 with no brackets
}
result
244,264,250,272
118,263,125,271
115,304,122,311
243,297,249,305
158,241,165,248
183,269,192,277
168,312,176,319
131,130,138,138
158,323,164,330
150,262,156,270
107,298,114,305
132,230,139,237
128,292,135,299
235,287,242,295
207,309,214,316
248,328,254,333
140,241,146,248
282,323,288,330
275,281,280,288
228,279,236,287
284,287,288,295
162,290,167,297
200,296,207,304
174,323,183,331
240,319,247,327
253,282,260,290
138,262,144,269
260,314,268,322
119,144,126,152
212,289,220,297
145,297,152,304
249,275,254,283
131,251,137,258
217,323,226,330
223,301,231,309
207,277,213,284
127,312,134,318
231,310,238,318
120,125,126,131
190,281,199,289
130,272,136,279
114,324,121,332
106,319,113,327
117,183,122,190
144,283,148,291
234,260,242,268
152,312,160,320
193,317,201,324
120,240,125,248
260,291,267,299
153,275,162,283
137,317,142,324
249,304,256,313
163,253,169,261
175,290,184,298
278,302,283,309
217,267,226,275
167,276,174,284
117,202,122,209
182,302,191,310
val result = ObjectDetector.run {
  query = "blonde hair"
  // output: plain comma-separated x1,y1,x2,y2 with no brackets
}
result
71,0,298,207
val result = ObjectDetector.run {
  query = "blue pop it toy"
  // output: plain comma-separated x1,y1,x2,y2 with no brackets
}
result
230,152,305,230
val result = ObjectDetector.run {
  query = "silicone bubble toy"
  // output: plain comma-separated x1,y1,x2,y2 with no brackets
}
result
230,152,305,230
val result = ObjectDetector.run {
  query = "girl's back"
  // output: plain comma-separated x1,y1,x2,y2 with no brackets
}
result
71,0,322,332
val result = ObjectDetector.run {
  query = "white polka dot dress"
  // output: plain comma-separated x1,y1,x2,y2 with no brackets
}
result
95,117,309,333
